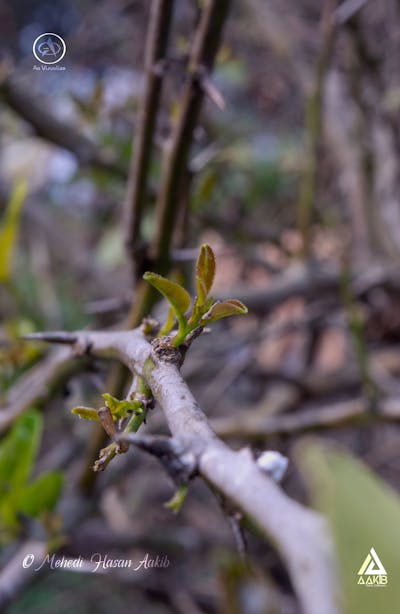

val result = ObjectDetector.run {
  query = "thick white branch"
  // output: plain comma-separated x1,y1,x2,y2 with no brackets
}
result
26,328,339,614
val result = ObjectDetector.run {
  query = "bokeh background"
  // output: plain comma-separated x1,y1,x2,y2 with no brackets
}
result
1,1,400,613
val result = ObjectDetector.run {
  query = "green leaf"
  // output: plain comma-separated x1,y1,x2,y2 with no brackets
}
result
102,393,142,419
18,471,63,517
201,299,248,324
196,244,216,305
71,406,99,421
101,393,119,413
0,410,42,497
297,441,400,614
164,484,188,514
143,272,191,316
0,180,28,283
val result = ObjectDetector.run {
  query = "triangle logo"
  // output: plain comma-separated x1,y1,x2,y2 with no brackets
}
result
358,547,386,576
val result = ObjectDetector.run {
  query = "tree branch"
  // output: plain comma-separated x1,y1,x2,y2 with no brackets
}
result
126,0,231,327
27,327,339,614
0,78,125,177
0,347,86,434
212,396,400,439
124,0,175,277
0,540,47,610
150,0,231,274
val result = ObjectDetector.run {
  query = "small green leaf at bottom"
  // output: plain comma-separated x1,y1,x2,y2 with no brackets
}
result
18,471,63,517
164,484,188,514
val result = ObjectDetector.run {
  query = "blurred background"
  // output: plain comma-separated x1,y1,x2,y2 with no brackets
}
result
1,1,400,613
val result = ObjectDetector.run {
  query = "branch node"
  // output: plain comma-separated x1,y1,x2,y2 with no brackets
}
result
151,337,184,367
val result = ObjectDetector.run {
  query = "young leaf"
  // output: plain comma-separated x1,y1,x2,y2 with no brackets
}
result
18,471,63,517
102,393,142,419
201,299,248,324
196,244,215,305
143,272,191,316
0,409,42,496
164,484,188,514
71,406,99,421
0,180,28,283
102,393,119,413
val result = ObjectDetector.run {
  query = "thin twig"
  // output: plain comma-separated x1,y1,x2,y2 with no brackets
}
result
1,78,125,177
212,397,400,439
150,0,231,273
126,0,231,327
335,0,370,24
298,0,338,257
124,0,175,279
0,347,86,434
0,541,47,610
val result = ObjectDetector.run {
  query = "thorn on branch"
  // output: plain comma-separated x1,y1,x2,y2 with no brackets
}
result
23,332,79,344
189,64,226,110
23,331,93,356
200,73,226,110
214,489,248,562
227,512,248,563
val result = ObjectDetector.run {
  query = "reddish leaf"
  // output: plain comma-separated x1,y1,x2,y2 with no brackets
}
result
196,244,216,305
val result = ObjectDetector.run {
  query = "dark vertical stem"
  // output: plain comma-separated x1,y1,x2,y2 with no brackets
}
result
81,1,232,488
126,0,232,327
124,0,174,280
150,0,232,274
80,1,175,493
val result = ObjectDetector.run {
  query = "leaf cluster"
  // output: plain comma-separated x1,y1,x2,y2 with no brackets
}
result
143,244,248,346
0,410,63,544
71,393,144,422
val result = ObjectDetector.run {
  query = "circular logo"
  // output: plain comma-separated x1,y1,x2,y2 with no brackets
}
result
33,33,66,65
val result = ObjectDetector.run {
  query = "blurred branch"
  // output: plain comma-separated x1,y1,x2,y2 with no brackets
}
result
0,540,47,610
212,396,400,439
80,1,176,486
298,0,338,257
218,263,339,314
150,0,231,273
0,78,125,177
27,327,339,614
220,262,400,314
124,0,175,279
335,0,370,24
127,0,231,326
0,347,87,434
